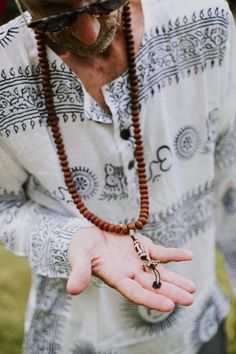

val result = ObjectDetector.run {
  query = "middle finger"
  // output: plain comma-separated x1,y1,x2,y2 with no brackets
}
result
134,271,194,306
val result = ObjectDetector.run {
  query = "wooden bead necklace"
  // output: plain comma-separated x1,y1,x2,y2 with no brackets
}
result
35,2,161,289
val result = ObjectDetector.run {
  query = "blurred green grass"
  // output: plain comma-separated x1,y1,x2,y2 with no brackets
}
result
0,246,31,354
0,246,235,353
216,250,236,354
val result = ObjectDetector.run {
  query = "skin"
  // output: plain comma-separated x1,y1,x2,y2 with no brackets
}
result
67,228,196,311
22,0,136,109
23,0,123,56
22,0,197,310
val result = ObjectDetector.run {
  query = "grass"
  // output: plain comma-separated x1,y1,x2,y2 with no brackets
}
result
0,246,235,353
216,250,236,354
0,247,31,354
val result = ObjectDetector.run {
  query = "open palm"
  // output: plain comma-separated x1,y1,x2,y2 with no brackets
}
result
67,227,196,312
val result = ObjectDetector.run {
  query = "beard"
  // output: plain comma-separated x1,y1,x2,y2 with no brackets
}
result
46,10,122,57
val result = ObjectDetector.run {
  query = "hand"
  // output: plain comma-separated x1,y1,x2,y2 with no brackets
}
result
66,227,196,312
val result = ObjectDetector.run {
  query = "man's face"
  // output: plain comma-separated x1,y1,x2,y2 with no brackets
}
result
23,0,123,56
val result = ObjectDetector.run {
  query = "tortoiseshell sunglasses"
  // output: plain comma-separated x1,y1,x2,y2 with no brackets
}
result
15,0,128,33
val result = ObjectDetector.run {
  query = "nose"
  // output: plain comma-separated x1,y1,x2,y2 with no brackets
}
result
71,13,101,44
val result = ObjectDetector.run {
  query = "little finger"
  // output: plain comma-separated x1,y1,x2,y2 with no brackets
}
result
159,266,196,293
134,272,194,306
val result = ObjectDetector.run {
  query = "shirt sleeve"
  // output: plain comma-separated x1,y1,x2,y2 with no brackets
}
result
215,10,236,295
0,143,92,279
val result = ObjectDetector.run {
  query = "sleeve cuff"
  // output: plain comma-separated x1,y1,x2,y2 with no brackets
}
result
26,204,93,278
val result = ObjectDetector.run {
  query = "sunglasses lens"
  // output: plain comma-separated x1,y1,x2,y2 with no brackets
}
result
29,13,76,33
89,0,127,14
28,0,127,33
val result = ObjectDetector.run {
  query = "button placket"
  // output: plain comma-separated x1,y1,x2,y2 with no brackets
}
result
102,85,139,208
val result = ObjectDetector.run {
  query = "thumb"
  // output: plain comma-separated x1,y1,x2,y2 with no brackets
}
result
66,248,92,295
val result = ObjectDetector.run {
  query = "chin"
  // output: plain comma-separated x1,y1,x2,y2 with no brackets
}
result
64,38,115,57
48,28,117,57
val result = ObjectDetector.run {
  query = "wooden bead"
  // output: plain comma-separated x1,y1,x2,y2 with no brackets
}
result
141,199,149,206
62,166,70,173
129,69,136,78
104,223,110,232
135,150,143,158
132,124,141,131
139,217,147,225
115,225,122,233
49,117,58,123
98,220,105,229
127,48,135,57
132,118,139,125
135,135,142,142
73,196,80,204
90,215,97,223
57,143,65,151
48,110,56,117
132,107,140,114
55,137,63,145
127,223,136,231
139,178,146,184
71,191,78,199
135,146,144,153
108,224,116,233
46,102,54,110
141,207,149,214
130,79,139,87
59,155,67,162
60,161,69,168
141,192,149,197
121,225,129,234
58,150,66,158
83,210,92,219
135,220,143,230
66,182,75,189
137,167,146,173
65,176,73,183
80,206,87,213
138,172,147,179
44,88,52,96
53,129,60,137
68,187,77,194
93,217,101,226
141,202,149,208
134,128,141,135
63,171,71,178
137,161,145,167
130,95,139,103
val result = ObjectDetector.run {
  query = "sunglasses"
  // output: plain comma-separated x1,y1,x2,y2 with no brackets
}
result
18,0,128,33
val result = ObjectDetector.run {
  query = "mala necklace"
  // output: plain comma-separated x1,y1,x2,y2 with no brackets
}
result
35,2,161,290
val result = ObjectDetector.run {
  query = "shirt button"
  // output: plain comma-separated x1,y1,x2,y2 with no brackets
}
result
120,128,131,140
128,160,135,169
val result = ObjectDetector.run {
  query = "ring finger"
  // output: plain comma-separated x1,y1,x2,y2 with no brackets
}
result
134,271,194,306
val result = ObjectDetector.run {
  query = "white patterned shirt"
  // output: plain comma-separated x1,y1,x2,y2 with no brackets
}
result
0,0,236,353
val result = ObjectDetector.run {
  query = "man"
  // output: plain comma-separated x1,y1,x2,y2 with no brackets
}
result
0,0,235,353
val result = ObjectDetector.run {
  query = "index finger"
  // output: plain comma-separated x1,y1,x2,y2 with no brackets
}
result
149,245,193,263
